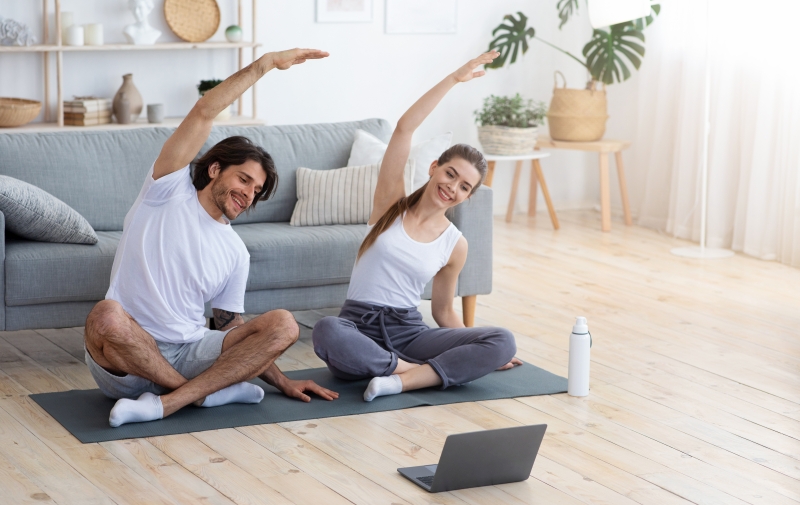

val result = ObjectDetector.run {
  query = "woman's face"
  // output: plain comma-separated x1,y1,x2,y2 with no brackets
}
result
426,157,482,209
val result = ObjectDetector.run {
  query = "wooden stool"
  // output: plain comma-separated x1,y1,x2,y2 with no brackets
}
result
484,152,559,230
536,136,632,232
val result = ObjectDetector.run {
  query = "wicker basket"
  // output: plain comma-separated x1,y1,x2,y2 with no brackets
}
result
164,0,221,42
0,98,42,128
477,125,539,155
546,71,608,141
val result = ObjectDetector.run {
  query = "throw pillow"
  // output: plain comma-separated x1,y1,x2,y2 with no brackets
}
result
290,159,415,227
0,175,98,244
346,129,452,191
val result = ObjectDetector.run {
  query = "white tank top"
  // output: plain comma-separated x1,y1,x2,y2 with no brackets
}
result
347,213,463,308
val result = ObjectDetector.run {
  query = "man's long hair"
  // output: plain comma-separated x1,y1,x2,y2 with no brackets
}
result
192,136,278,209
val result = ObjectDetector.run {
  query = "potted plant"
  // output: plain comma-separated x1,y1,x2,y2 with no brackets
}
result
485,4,660,141
197,79,231,120
474,94,547,155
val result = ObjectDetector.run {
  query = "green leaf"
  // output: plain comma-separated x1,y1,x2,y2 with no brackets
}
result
474,94,548,128
582,23,646,84
487,12,536,69
633,3,661,30
557,0,582,29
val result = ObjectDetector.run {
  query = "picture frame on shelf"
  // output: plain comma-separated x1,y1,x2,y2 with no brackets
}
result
316,0,373,23
385,0,457,34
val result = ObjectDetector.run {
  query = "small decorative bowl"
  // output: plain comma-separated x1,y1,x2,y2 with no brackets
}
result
0,98,42,127
225,25,243,43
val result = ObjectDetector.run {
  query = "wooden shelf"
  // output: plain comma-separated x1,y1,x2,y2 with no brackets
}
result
0,41,261,53
2,0,260,127
2,115,265,134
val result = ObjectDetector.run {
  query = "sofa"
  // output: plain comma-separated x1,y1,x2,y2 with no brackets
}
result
0,118,493,332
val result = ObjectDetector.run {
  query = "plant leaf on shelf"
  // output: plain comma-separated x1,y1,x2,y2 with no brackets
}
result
487,12,535,69
557,0,583,29
582,22,645,84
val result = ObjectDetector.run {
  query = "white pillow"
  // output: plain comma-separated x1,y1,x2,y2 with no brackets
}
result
347,129,452,191
290,160,416,227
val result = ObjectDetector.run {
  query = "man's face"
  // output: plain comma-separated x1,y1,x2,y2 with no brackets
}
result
209,160,267,220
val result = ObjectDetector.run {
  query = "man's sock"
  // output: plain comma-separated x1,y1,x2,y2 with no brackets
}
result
200,382,264,408
363,374,403,402
109,392,164,428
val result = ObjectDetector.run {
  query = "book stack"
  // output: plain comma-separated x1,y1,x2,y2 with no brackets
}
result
63,98,112,126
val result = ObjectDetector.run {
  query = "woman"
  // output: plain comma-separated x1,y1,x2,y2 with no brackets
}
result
312,51,521,402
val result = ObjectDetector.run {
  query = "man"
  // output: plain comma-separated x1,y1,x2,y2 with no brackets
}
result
84,48,338,428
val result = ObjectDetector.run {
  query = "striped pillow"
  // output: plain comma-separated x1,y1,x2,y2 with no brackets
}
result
290,160,415,227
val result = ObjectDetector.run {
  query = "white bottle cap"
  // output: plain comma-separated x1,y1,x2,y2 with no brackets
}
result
572,316,588,334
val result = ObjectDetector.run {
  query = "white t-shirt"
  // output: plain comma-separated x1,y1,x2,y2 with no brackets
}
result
346,214,462,308
106,164,249,344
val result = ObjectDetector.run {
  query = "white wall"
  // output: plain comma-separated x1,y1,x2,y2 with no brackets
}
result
1,0,639,216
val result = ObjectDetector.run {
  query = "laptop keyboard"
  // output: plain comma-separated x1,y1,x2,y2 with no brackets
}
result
417,475,435,486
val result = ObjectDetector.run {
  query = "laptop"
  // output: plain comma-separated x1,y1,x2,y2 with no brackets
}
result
397,424,547,493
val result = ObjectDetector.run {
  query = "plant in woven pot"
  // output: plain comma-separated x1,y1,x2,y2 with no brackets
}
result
474,94,547,155
486,4,660,141
197,79,231,120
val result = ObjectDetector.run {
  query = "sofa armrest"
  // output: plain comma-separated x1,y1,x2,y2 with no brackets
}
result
0,211,5,330
450,185,493,297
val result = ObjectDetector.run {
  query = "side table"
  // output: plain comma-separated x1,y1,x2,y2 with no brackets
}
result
535,136,632,232
484,152,559,230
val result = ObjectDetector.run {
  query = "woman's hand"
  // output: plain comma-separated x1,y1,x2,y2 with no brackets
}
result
451,51,500,83
497,357,523,371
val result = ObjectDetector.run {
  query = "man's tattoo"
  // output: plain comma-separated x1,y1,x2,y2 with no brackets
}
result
213,309,241,330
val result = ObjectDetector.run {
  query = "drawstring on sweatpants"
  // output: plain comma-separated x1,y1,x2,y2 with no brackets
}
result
361,305,424,365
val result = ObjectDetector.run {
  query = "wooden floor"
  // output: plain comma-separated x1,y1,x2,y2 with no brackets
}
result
1,210,798,505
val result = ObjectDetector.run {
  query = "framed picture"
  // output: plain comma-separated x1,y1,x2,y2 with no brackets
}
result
316,0,373,23
385,0,457,34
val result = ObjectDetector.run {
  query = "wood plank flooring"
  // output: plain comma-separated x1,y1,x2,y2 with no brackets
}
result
1,210,798,504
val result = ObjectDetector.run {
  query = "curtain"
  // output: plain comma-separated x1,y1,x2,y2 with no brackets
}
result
630,0,800,267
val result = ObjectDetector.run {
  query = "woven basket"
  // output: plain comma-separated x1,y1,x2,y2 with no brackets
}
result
164,0,220,42
477,125,539,155
0,98,42,127
546,71,608,141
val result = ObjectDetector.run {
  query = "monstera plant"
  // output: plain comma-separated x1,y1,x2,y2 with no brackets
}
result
487,2,660,85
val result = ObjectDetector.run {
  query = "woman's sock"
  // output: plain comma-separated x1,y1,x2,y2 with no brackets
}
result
200,382,264,408
109,392,164,428
363,374,403,402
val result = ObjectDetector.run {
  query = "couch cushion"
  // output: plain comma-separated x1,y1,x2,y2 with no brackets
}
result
4,231,120,306
234,222,365,291
0,175,98,244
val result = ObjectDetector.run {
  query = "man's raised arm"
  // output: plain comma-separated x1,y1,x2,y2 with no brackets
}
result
153,48,329,180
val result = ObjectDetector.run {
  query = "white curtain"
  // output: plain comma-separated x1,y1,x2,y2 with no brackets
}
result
631,0,800,267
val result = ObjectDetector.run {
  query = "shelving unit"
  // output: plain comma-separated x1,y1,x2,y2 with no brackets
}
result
2,0,262,128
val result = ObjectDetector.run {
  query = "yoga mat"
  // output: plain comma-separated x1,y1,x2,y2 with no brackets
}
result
30,362,566,444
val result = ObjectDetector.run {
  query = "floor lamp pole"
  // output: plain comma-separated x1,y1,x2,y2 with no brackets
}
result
671,0,733,260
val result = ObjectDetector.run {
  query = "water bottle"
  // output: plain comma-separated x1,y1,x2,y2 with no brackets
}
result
568,316,591,396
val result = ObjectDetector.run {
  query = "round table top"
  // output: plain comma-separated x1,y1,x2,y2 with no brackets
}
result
481,151,551,161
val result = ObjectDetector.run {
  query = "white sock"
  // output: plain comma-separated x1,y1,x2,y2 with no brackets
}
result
109,392,164,428
200,382,264,408
364,375,403,402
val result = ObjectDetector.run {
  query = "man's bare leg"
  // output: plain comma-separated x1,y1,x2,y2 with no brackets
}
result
85,300,188,390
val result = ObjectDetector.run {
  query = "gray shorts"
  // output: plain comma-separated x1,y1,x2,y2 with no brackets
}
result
85,329,230,399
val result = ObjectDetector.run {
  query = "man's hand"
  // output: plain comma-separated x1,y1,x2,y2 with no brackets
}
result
451,51,499,83
270,48,329,71
497,357,523,371
278,378,339,402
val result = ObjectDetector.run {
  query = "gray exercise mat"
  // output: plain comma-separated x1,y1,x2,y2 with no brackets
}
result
30,362,567,444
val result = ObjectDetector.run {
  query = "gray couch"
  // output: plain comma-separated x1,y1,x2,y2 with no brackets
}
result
0,118,492,332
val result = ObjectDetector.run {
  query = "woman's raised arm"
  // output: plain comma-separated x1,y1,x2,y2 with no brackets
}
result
368,51,498,224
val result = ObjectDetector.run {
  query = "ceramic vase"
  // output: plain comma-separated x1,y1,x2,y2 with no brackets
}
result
113,73,143,123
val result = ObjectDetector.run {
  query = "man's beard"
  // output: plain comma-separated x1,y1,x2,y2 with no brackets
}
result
211,180,243,220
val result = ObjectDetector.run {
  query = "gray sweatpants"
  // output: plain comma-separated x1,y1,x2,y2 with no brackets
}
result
312,299,516,389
